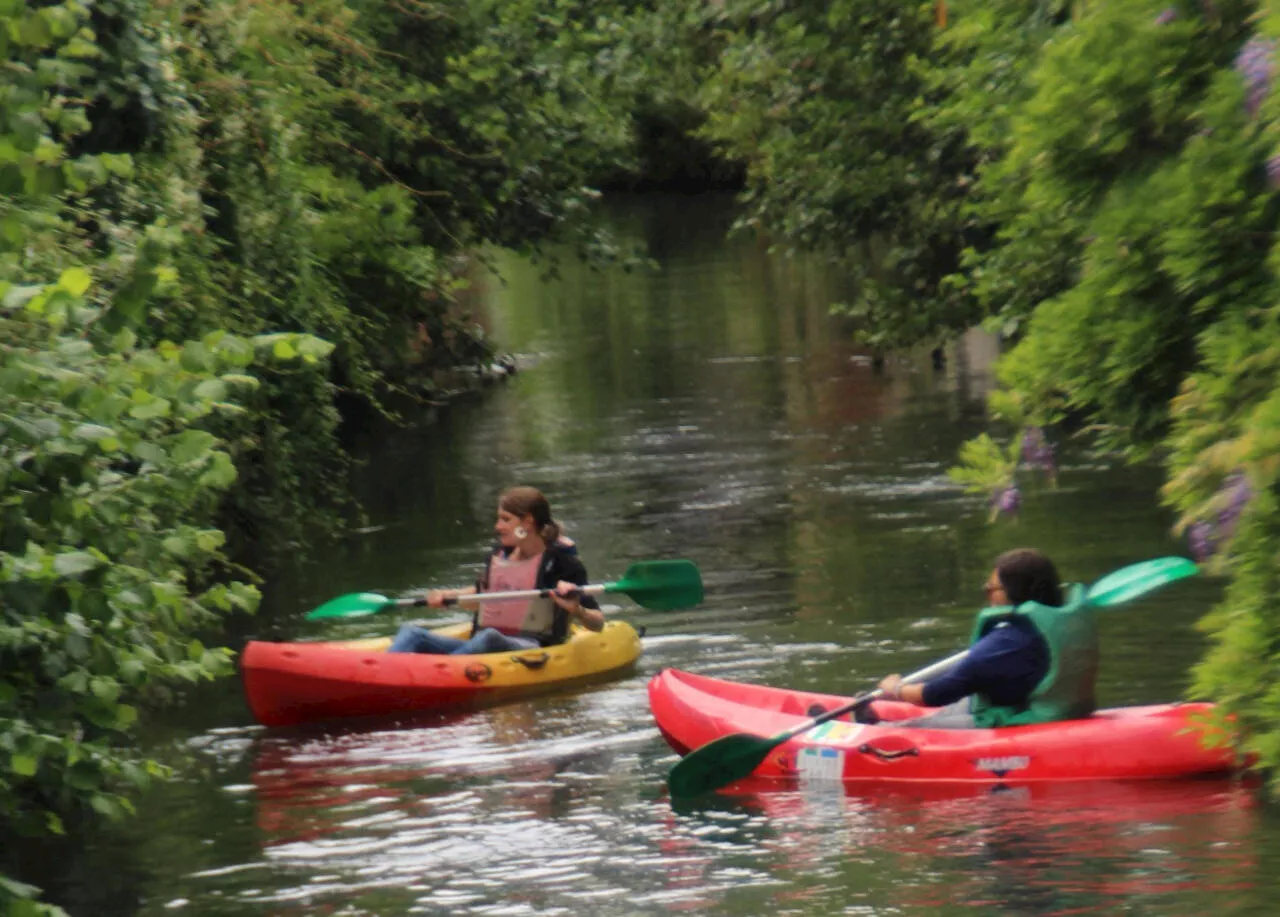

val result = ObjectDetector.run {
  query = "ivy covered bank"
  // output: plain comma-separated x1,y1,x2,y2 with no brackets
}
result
1,0,676,911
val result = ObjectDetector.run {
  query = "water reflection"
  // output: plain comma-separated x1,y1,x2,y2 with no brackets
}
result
668,779,1262,916
233,703,1265,917
234,684,663,910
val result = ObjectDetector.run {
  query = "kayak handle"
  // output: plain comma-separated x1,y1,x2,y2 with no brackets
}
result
857,743,920,762
511,653,550,670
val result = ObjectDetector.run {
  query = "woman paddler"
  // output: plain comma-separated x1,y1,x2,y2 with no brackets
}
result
871,548,1099,728
387,486,604,655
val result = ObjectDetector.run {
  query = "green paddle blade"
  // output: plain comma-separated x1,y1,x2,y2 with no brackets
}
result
668,732,778,798
305,592,394,620
1086,556,1198,608
606,560,703,610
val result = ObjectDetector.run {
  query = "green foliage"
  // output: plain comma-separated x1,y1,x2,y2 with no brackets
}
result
947,433,1020,495
0,875,68,917
925,0,1075,334
694,0,984,349
3,1,693,903
939,0,1280,781
0,0,336,845
0,274,335,908
5,0,678,562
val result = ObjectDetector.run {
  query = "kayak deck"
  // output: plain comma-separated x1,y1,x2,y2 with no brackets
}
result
649,668,1244,786
243,620,642,727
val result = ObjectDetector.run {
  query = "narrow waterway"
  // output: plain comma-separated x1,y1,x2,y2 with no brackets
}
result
36,194,1280,916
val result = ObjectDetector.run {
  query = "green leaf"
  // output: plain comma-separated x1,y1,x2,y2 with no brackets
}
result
89,794,124,819
197,452,237,488
89,678,120,702
194,530,225,553
19,12,53,47
132,442,166,465
2,284,42,312
10,753,38,777
169,430,216,464
58,267,91,297
127,397,171,421
112,329,138,352
53,552,99,577
219,373,260,390
162,534,193,558
8,898,48,917
296,336,335,360
0,878,42,900
192,379,227,401
72,424,115,441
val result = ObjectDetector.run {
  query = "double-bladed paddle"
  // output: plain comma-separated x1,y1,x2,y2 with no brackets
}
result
666,555,1199,798
304,559,704,621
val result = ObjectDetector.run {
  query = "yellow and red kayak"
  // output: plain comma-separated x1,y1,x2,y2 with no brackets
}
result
243,621,642,727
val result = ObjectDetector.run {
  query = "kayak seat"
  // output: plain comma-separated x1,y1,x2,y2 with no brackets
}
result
802,701,866,723
853,705,880,725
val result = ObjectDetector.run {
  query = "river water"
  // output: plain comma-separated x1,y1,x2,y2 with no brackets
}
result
35,195,1280,916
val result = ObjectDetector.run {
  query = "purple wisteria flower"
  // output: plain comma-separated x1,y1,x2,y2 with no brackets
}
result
1021,426,1046,463
990,484,1021,520
1186,472,1252,561
1216,472,1252,539
1268,154,1280,189
1235,37,1275,118
1155,7,1178,25
1188,521,1217,563
1021,426,1057,481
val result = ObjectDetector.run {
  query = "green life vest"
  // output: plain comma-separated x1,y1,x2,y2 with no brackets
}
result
968,583,1099,728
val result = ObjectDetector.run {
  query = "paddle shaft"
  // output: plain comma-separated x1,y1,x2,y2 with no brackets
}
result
443,584,604,606
306,559,703,620
771,648,969,743
378,585,600,611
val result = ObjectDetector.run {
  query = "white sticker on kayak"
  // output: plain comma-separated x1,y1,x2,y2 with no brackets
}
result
806,721,864,746
974,756,1030,774
797,747,845,782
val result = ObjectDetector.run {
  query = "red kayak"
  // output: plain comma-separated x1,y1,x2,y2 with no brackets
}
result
649,668,1245,786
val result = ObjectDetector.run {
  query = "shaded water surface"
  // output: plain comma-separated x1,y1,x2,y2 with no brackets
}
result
39,195,1280,916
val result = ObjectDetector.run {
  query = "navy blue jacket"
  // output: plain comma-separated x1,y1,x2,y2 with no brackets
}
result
921,618,1049,710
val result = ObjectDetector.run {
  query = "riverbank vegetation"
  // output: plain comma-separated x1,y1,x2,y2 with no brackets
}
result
1,0,688,911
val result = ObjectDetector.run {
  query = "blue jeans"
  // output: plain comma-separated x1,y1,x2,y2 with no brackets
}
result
387,624,539,655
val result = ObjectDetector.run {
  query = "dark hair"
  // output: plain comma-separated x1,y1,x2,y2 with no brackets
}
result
994,548,1063,607
500,486,561,544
